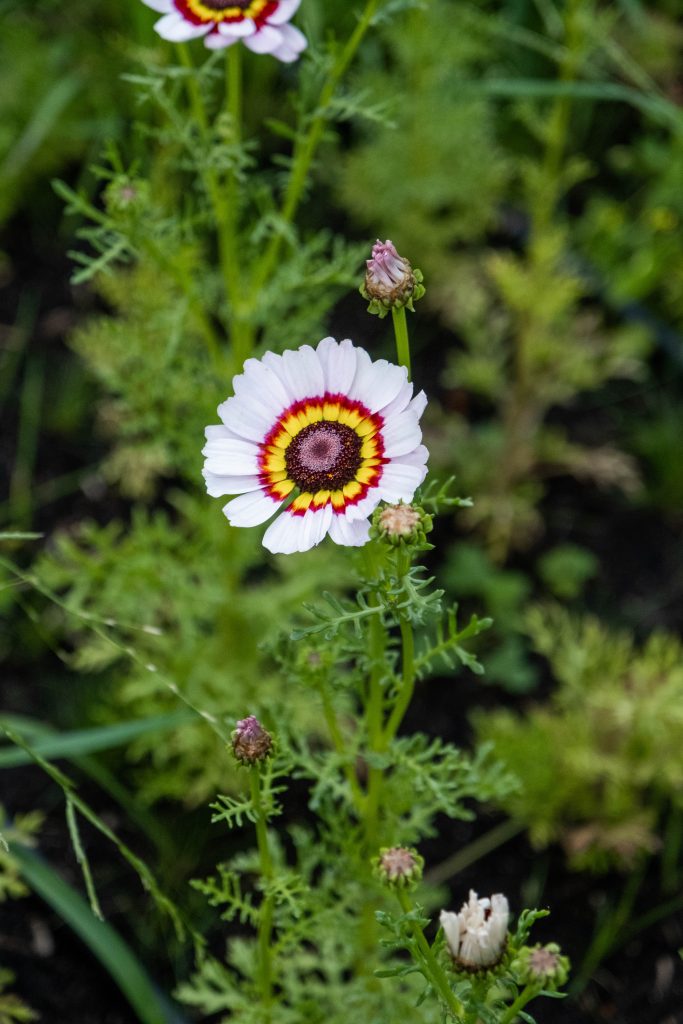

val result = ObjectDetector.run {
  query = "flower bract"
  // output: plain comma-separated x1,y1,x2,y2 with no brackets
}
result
203,338,429,554
142,0,307,62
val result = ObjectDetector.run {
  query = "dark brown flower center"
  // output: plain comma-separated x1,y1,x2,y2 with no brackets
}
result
286,422,363,492
199,0,251,9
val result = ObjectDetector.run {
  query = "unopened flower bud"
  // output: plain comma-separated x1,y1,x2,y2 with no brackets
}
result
373,846,424,889
512,943,569,990
440,890,509,971
231,715,273,766
372,502,432,546
104,176,149,216
361,239,425,318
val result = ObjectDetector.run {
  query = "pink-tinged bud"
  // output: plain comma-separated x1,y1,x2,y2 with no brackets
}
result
231,716,273,766
361,240,425,318
373,846,424,889
440,890,509,970
512,943,570,990
373,502,432,546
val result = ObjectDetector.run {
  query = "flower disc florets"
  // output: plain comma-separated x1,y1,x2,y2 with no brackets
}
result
202,337,429,554
440,890,509,971
361,240,425,318
373,846,424,889
231,715,273,765
141,0,307,62
372,502,432,547
512,943,569,990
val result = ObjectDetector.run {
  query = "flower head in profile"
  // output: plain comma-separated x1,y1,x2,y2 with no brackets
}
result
440,890,509,970
203,338,428,554
142,0,307,62
361,240,425,318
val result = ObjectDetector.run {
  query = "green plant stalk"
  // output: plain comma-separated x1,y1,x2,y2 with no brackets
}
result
224,45,253,373
425,819,524,887
249,0,382,298
176,44,247,366
319,686,366,813
396,889,464,1020
391,306,412,380
498,983,538,1024
250,767,275,1019
571,864,645,993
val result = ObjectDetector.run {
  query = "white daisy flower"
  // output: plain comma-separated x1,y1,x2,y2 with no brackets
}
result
141,0,307,63
202,338,429,554
440,890,509,970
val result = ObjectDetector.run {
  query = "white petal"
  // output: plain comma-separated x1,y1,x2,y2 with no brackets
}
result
344,492,382,522
233,358,290,419
408,389,428,419
439,910,460,958
328,514,371,547
376,463,425,503
262,506,332,554
379,379,414,420
141,0,172,12
203,470,263,497
202,437,260,476
218,18,256,36
269,22,307,59
223,490,281,527
154,12,211,40
204,30,238,48
266,0,301,24
351,356,408,414
381,410,422,457
279,345,325,401
243,24,283,54
316,337,357,394
205,423,243,442
218,395,274,443
392,443,429,470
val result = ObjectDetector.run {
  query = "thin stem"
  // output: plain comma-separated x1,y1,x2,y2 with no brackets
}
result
249,0,382,297
396,890,463,1020
425,819,525,887
382,617,415,745
177,44,247,366
498,984,537,1024
319,686,366,813
391,306,411,380
250,768,274,1018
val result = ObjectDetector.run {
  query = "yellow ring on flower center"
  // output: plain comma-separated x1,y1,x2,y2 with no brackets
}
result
183,0,269,21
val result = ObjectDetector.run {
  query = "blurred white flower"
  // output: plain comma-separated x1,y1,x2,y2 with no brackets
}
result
142,0,307,62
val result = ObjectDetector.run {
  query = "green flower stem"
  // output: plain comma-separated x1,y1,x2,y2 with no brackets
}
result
498,984,538,1024
381,547,415,746
391,306,412,380
177,44,247,368
396,890,464,1020
250,767,275,1019
248,0,382,299
224,45,254,373
319,685,366,813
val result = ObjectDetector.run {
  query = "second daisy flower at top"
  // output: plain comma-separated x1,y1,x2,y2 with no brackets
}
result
203,338,429,554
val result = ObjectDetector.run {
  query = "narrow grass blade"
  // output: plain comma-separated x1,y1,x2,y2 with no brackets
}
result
11,844,187,1024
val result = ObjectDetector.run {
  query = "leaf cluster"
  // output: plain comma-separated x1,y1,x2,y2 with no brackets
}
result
475,606,683,871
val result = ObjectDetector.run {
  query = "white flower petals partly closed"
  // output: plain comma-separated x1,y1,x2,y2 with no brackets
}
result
144,0,307,61
440,891,509,970
203,338,429,554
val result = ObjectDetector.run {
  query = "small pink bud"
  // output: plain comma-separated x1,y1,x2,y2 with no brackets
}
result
361,240,425,317
373,846,424,888
231,715,273,765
